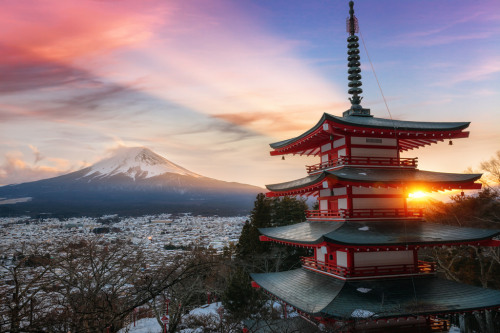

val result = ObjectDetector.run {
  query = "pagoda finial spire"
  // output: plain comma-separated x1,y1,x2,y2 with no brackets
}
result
344,1,371,117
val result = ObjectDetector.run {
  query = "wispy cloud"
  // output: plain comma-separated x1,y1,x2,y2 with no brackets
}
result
433,57,500,86
386,3,500,47
0,151,78,185
28,145,44,164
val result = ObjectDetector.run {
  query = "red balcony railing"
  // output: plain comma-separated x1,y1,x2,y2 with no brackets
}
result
306,156,418,173
305,208,424,219
306,210,342,218
429,317,450,332
301,256,435,278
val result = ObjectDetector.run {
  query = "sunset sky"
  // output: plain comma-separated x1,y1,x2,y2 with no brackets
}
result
1,0,499,188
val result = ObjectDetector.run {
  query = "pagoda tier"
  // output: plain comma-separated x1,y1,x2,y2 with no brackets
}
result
258,220,500,247
266,167,481,197
258,220,500,280
251,269,500,330
270,113,470,156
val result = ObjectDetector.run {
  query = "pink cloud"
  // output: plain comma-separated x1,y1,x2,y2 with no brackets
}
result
0,0,165,63
104,0,346,137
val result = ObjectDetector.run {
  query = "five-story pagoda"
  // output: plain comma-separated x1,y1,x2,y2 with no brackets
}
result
250,2,500,332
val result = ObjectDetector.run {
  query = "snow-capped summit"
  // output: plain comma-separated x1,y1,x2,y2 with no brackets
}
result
83,147,201,180
0,146,263,216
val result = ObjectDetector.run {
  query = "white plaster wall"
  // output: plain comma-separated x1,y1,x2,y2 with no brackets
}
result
351,137,397,146
319,189,331,197
338,148,346,157
353,187,402,195
316,246,327,262
321,143,332,152
334,137,346,148
336,251,347,267
333,187,347,196
338,198,348,210
353,198,404,209
321,154,329,162
354,250,413,267
351,147,397,157
320,200,328,210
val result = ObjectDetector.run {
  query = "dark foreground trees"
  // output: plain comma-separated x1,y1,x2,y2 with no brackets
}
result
222,194,310,321
0,238,215,332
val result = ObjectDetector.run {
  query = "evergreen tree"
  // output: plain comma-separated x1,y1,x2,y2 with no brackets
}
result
236,194,271,257
271,196,308,227
236,193,309,272
250,193,272,228
222,267,262,319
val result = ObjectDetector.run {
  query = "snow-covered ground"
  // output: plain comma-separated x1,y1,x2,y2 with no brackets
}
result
119,303,224,333
119,318,161,333
119,301,300,333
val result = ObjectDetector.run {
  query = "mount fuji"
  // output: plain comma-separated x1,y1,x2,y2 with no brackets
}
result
0,147,263,217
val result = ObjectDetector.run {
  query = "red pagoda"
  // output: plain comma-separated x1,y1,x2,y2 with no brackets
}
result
250,2,500,332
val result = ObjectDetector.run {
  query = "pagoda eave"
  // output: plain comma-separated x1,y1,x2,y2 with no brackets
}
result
251,269,500,320
270,114,471,156
266,182,481,198
260,234,500,250
265,168,482,197
258,220,500,248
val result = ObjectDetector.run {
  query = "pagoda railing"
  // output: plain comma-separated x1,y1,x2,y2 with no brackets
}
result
301,257,435,278
306,208,424,219
429,317,450,332
306,156,418,173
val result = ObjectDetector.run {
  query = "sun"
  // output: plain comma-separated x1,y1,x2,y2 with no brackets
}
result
408,191,427,199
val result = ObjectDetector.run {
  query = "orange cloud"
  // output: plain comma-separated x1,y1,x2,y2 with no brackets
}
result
0,151,79,185
212,102,344,136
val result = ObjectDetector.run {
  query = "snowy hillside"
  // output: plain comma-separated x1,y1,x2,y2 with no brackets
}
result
83,147,201,180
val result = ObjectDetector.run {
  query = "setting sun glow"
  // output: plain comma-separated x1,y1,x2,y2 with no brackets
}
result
408,191,427,199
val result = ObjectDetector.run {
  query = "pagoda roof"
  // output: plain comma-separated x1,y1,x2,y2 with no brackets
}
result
266,167,481,195
259,220,500,246
270,113,470,155
251,269,500,319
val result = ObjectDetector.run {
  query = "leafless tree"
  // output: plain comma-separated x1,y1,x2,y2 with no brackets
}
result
1,237,217,332
480,150,500,185
0,242,55,332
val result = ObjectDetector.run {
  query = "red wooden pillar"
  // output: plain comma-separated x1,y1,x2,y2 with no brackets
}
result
347,249,355,276
346,185,353,217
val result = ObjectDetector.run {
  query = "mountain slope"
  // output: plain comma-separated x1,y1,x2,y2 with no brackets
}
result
82,146,201,180
0,147,263,217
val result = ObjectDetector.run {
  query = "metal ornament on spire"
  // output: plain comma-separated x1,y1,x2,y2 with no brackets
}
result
343,1,371,117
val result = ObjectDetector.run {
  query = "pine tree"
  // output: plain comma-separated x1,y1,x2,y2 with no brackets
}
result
250,193,272,228
236,193,309,271
236,194,271,258
222,267,262,318
271,196,308,227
